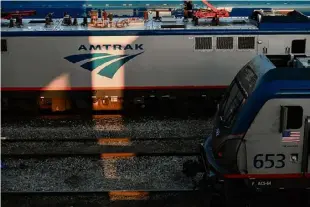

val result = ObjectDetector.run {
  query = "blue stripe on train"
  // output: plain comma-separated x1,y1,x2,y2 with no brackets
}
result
2,29,310,37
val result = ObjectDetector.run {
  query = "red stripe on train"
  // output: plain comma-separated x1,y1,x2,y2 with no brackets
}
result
224,173,307,179
0,85,228,91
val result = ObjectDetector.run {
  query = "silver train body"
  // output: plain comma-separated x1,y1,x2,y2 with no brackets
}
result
1,9,310,113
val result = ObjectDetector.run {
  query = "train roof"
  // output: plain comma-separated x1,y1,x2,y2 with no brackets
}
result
1,8,310,36
252,55,310,92
2,1,310,10
233,55,310,134
259,68,310,95
262,68,310,83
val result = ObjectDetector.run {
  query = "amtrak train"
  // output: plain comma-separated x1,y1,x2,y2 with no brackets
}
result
1,5,310,114
183,54,310,205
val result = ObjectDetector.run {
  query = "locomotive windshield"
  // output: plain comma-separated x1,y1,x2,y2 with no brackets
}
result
220,80,246,127
219,64,258,128
236,65,257,96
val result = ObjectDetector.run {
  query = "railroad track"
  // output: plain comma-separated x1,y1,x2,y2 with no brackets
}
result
1,136,203,142
4,190,305,207
2,189,213,207
1,137,211,206
1,137,204,192
1,137,203,158
2,137,306,207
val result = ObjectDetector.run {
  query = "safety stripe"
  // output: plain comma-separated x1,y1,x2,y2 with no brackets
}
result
224,173,304,179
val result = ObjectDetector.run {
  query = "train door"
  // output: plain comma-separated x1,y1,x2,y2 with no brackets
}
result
243,99,307,177
257,36,307,55
257,35,288,55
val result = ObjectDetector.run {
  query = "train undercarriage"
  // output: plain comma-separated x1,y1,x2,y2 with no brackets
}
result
1,88,225,116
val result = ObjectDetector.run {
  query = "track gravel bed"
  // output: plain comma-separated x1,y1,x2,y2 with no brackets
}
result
1,156,199,192
1,116,212,140
1,115,211,206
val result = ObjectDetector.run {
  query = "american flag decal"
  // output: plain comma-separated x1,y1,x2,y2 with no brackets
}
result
282,130,300,143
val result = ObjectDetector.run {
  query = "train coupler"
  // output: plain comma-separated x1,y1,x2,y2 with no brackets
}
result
182,160,204,178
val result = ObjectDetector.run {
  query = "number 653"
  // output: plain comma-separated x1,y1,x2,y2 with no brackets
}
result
253,154,285,169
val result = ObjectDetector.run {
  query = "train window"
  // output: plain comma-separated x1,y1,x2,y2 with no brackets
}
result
283,106,303,129
291,39,306,54
216,37,233,50
1,39,7,52
236,65,257,96
195,37,212,50
238,37,255,50
221,80,246,127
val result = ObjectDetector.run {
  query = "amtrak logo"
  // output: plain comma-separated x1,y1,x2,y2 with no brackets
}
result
64,52,143,79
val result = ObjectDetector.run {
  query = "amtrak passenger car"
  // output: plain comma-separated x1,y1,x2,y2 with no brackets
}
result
1,8,310,113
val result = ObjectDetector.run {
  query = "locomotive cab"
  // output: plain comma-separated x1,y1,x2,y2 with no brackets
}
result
198,54,310,191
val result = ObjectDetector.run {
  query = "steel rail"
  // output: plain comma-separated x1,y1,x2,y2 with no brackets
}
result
1,137,203,158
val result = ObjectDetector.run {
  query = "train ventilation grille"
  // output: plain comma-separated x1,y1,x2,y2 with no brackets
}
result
216,37,234,50
195,37,212,50
238,37,255,50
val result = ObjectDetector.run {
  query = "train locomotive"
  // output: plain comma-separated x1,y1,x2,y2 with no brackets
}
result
183,54,310,205
1,3,310,114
